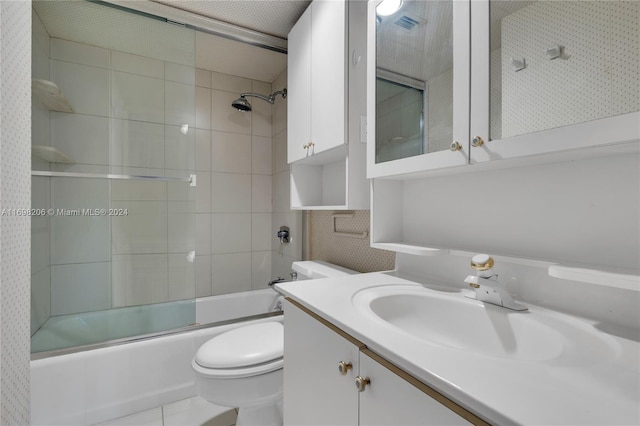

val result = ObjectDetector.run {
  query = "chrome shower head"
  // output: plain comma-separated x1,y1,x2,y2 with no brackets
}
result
230,88,287,112
231,96,252,112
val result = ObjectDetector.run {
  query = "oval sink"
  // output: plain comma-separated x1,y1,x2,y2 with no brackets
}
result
352,285,617,363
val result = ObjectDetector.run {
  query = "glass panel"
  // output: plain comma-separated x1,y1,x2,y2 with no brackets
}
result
30,0,196,353
375,0,454,163
490,0,640,141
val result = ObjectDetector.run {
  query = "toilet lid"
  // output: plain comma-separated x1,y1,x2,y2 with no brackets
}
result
195,322,283,369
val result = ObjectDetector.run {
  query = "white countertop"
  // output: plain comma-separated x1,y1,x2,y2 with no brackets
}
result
276,272,640,425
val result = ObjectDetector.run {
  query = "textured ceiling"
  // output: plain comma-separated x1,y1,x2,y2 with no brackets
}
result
152,0,311,39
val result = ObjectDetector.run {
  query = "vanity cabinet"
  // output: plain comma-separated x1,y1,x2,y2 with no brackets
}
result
366,0,639,178
283,299,484,425
288,0,369,210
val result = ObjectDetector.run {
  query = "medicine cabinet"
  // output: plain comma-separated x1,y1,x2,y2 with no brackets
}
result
367,0,640,179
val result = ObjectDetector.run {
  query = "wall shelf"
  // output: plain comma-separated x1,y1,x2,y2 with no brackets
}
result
371,242,447,256
31,145,75,164
32,79,73,113
548,264,640,292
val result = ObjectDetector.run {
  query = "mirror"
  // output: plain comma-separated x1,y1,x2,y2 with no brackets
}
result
374,0,454,164
490,1,639,140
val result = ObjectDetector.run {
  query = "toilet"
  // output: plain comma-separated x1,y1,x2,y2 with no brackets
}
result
192,261,357,426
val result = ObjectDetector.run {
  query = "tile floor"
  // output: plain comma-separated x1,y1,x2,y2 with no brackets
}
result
95,396,237,426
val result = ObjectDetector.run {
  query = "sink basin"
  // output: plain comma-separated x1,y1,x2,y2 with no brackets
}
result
352,285,617,363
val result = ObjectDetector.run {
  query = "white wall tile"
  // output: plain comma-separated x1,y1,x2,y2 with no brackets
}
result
195,255,212,298
111,50,164,79
252,175,272,213
168,201,195,254
210,71,251,93
252,135,272,175
273,170,291,213
110,118,165,169
210,213,251,254
195,172,211,213
31,176,50,273
211,173,251,213
251,80,272,137
30,268,51,335
51,262,111,316
195,68,211,88
51,60,110,117
165,80,195,127
252,251,273,290
50,112,109,165
165,124,195,172
111,254,169,307
111,201,167,255
211,252,252,295
168,254,195,301
111,180,167,201
195,87,211,130
211,131,251,173
195,213,211,255
195,129,211,171
111,71,164,123
211,90,251,134
51,38,109,68
273,130,288,174
252,213,272,252
50,178,110,264
165,62,196,85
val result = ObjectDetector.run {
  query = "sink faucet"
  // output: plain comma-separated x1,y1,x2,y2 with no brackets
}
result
464,254,527,311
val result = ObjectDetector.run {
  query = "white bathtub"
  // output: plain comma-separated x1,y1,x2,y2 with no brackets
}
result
30,289,282,426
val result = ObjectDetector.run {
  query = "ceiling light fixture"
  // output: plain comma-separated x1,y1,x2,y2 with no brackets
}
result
377,0,403,17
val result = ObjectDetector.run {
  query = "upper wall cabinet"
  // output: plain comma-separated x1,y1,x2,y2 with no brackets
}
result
367,0,640,179
288,0,369,210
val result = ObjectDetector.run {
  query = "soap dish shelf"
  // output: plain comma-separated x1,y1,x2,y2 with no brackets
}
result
31,145,75,164
32,79,74,113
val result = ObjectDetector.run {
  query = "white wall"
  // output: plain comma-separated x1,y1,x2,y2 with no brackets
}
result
0,1,31,422
402,152,640,271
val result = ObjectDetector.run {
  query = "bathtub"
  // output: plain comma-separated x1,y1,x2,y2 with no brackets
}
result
30,289,282,426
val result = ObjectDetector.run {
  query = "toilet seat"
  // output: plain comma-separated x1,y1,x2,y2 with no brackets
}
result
193,322,283,378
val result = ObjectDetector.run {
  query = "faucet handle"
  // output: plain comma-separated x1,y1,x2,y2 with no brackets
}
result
470,254,494,270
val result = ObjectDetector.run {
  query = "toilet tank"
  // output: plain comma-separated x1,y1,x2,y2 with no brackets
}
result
291,261,358,280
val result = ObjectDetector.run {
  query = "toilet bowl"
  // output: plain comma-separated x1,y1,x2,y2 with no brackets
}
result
192,261,357,426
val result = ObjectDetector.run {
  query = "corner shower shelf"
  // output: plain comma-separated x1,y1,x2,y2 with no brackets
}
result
31,145,75,164
548,264,640,291
32,79,74,113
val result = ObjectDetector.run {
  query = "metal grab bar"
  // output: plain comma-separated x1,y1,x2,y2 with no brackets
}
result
31,171,196,187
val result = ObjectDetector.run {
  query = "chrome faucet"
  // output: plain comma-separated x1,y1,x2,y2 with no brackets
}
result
464,254,527,311
268,277,286,287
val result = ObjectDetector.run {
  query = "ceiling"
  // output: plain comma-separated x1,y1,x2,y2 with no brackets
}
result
33,0,305,83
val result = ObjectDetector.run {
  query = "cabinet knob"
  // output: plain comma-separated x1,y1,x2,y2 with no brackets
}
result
354,376,370,392
450,141,462,151
338,361,352,376
471,136,484,147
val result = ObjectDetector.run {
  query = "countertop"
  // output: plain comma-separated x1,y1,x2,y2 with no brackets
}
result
276,272,640,425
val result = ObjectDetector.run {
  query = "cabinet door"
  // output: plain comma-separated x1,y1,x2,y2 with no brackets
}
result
310,0,347,156
288,5,312,163
359,351,471,425
366,0,471,178
469,0,639,163
283,300,360,425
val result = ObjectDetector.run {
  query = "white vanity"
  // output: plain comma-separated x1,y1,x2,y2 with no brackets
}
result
275,254,640,425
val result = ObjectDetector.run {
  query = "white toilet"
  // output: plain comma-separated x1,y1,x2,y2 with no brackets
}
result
192,261,357,426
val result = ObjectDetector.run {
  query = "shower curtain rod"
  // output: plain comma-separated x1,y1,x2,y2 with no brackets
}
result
31,171,196,186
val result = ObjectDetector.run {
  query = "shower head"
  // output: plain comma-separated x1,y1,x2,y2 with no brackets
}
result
231,88,287,112
232,96,252,112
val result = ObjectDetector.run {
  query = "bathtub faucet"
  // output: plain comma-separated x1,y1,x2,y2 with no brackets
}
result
268,277,286,287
